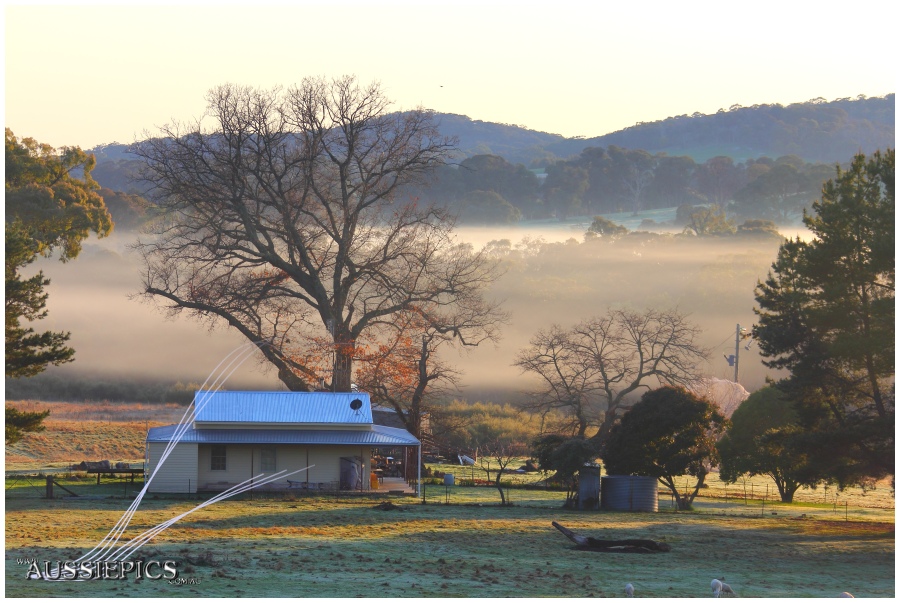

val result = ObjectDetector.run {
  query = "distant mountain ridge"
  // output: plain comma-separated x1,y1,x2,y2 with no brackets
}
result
580,94,895,164
89,94,894,192
436,94,894,166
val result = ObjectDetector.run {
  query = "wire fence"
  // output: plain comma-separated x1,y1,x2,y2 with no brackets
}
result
417,467,895,523
8,466,894,525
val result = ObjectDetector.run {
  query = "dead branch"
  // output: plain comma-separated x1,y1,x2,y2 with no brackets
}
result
552,521,671,553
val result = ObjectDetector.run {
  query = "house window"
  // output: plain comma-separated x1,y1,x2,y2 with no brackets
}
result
211,446,227,471
260,447,276,473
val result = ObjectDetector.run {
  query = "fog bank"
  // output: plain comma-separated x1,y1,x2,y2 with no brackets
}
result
17,221,786,400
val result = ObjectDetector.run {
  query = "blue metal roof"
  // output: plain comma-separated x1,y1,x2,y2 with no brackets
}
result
192,391,373,425
146,424,419,446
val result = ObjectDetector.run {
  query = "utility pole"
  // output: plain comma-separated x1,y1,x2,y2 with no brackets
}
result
728,323,753,383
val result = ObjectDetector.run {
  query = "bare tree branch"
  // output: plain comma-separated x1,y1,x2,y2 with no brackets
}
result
131,77,503,392
514,308,709,444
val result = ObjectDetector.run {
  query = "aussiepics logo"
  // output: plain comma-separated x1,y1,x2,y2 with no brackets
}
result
21,558,178,581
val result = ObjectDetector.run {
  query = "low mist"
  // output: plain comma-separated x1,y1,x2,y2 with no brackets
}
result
450,225,786,396
21,233,283,392
13,220,789,401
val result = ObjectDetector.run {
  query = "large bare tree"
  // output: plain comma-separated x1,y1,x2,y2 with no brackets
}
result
132,76,503,392
514,308,709,444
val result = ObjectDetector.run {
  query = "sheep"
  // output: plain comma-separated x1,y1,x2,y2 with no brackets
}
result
625,582,634,597
712,578,736,597
838,593,854,598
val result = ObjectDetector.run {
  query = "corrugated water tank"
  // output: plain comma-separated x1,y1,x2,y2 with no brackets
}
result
600,475,659,512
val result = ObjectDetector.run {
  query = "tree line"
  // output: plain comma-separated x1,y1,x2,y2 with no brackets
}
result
398,148,840,226
94,147,835,234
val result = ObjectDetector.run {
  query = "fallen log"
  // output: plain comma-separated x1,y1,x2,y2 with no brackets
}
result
552,521,671,553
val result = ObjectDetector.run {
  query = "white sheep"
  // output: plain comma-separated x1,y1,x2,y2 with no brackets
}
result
838,593,854,598
712,578,737,597
625,582,634,597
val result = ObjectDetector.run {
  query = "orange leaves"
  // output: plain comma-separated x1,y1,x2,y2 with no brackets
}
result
244,267,290,287
356,341,420,392
281,332,377,388
354,322,424,394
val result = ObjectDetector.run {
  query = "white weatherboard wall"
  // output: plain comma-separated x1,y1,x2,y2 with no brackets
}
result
195,445,370,490
146,442,199,493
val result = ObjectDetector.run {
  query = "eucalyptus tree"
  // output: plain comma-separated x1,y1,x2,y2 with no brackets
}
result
5,129,112,378
133,76,504,392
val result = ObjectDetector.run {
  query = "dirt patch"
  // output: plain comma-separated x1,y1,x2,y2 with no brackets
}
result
788,519,895,538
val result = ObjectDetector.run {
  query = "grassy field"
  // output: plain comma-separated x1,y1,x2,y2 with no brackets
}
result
4,400,895,598
4,492,894,598
5,401,186,469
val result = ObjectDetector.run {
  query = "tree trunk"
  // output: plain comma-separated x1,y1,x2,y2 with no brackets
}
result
775,477,799,503
492,463,509,505
333,337,354,393
660,475,700,511
684,470,707,509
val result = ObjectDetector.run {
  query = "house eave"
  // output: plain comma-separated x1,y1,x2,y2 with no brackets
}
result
192,421,372,430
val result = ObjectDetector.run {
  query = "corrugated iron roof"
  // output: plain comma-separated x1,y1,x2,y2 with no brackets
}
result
146,424,419,446
192,391,373,425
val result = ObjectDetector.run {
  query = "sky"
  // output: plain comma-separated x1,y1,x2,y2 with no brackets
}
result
4,0,896,150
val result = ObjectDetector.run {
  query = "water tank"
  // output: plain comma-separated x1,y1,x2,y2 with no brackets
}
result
577,466,600,510
600,475,659,512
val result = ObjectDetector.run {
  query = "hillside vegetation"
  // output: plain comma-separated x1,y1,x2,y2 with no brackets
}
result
88,94,893,199
581,94,895,164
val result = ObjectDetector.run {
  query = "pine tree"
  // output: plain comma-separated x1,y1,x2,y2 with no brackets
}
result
753,149,894,485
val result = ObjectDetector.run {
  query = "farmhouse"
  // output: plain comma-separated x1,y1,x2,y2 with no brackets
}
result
144,391,421,495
